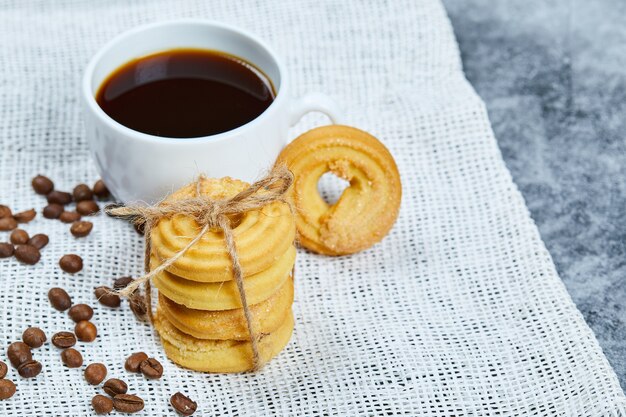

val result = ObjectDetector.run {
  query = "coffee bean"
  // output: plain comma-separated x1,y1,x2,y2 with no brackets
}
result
13,208,36,223
47,191,72,205
13,234,31,250
0,217,17,231
139,357,163,379
61,348,83,368
133,222,145,235
113,277,134,290
51,331,76,348
32,175,54,195
11,229,31,246
43,203,64,219
59,254,83,273
93,180,110,199
103,378,127,397
92,394,114,414
27,233,49,250
7,342,32,368
170,392,198,416
129,294,147,317
70,221,93,237
85,363,107,385
59,211,81,223
0,205,11,218
77,200,100,215
124,352,148,373
94,286,120,308
68,304,93,322
0,379,16,400
10,229,29,245
0,361,7,378
22,327,46,348
0,243,14,258
18,360,42,378
48,287,72,311
75,321,97,342
113,394,144,413
73,184,93,202
14,245,41,265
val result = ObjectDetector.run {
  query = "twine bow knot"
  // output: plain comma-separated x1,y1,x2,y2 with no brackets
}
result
105,165,294,372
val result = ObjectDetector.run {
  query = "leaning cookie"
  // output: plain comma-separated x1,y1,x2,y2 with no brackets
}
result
276,125,401,255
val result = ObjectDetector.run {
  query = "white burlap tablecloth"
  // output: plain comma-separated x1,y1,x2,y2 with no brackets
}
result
0,0,625,415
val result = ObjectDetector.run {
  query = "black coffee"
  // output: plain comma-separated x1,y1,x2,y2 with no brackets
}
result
96,48,275,138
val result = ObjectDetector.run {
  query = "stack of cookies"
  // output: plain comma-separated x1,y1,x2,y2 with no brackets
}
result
150,177,296,373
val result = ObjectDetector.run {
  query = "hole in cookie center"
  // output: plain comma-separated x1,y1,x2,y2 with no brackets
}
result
317,172,349,205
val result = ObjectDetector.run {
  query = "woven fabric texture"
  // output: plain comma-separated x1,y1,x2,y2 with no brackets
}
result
0,0,625,415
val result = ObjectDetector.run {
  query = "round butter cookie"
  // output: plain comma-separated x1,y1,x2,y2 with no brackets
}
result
151,245,295,310
151,177,295,282
154,310,294,373
158,276,294,340
276,125,401,255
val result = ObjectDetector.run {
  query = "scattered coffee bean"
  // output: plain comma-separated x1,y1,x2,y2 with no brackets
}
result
93,180,110,199
85,363,107,385
92,394,114,414
18,360,42,378
14,244,41,265
10,229,29,245
73,184,93,202
28,233,49,250
59,254,83,273
113,277,134,290
61,348,83,368
133,222,145,235
51,331,76,348
43,203,64,219
10,231,29,247
48,287,72,311
13,208,36,223
7,342,32,368
68,304,93,322
47,190,72,205
139,357,163,379
0,243,14,258
59,211,81,223
94,286,120,307
0,205,11,218
170,392,198,416
77,200,100,215
70,221,93,237
0,379,16,400
129,294,147,317
124,352,148,373
75,320,97,342
103,378,128,396
113,394,144,413
0,361,7,378
32,175,54,195
22,327,46,348
0,217,17,231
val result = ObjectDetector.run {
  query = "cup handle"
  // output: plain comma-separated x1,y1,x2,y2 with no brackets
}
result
289,92,341,126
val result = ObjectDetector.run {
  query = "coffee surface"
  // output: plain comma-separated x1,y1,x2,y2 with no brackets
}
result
96,49,275,138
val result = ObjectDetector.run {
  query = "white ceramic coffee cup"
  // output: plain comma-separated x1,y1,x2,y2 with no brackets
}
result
82,19,339,203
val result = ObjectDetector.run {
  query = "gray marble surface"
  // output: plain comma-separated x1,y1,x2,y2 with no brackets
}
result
443,0,625,389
